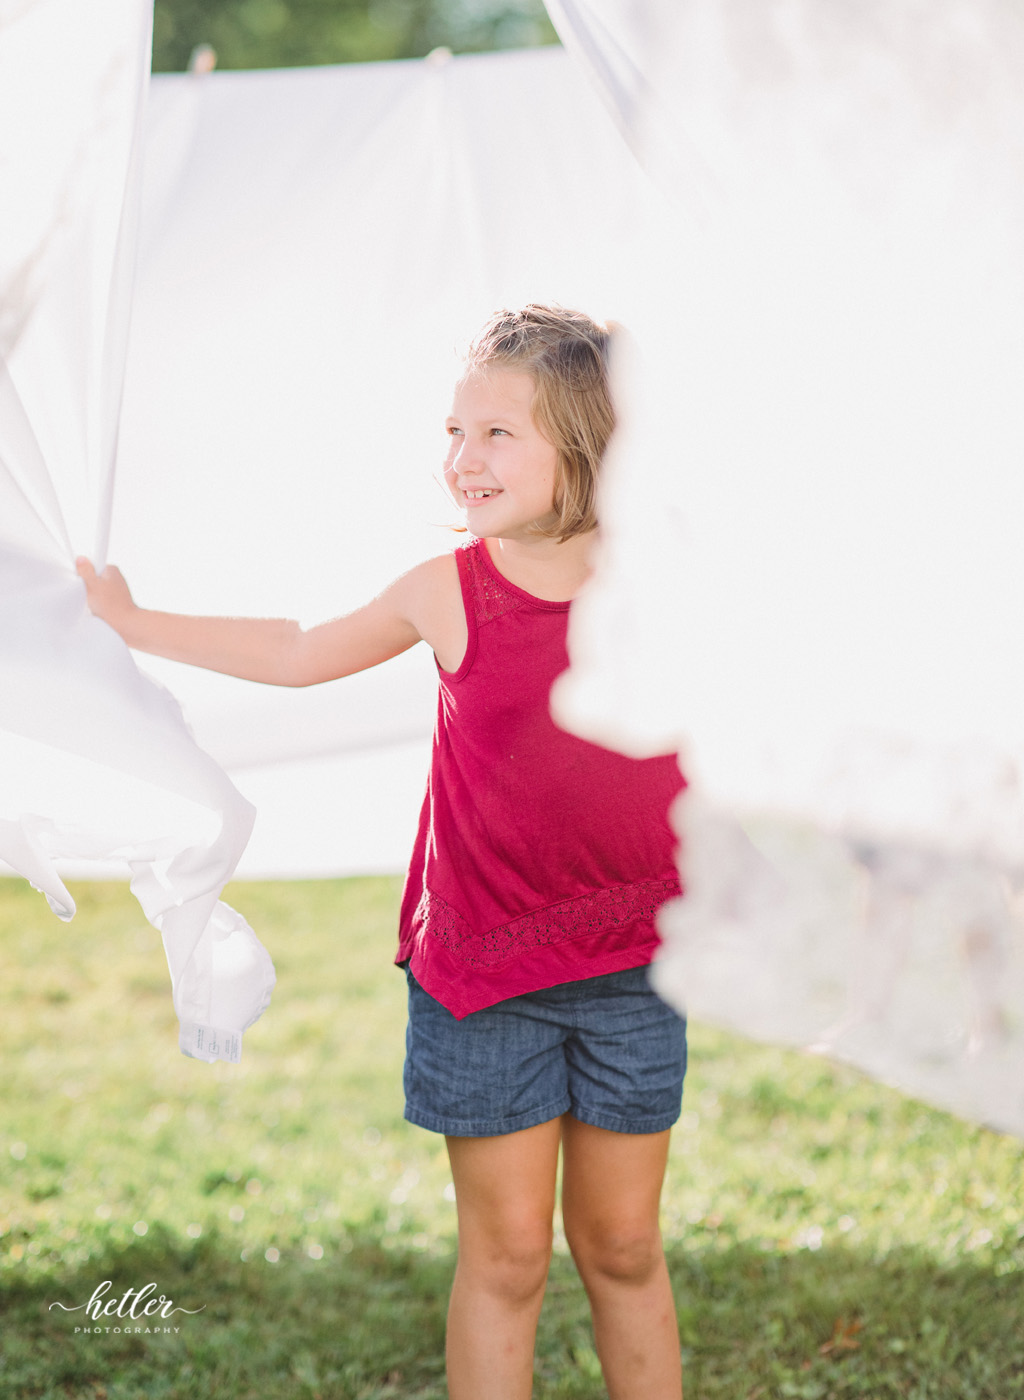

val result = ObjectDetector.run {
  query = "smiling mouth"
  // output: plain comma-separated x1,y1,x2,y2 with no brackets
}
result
464,489,500,499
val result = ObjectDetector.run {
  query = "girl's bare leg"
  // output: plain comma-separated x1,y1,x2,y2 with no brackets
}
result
561,1118,682,1400
445,1117,562,1400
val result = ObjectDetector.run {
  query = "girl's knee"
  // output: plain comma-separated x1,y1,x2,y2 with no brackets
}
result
566,1221,664,1286
459,1218,554,1305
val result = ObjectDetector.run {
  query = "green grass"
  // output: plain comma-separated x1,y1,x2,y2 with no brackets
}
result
1,877,1021,1398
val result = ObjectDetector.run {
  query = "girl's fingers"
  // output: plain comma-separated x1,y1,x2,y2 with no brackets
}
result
75,558,133,624
76,558,125,589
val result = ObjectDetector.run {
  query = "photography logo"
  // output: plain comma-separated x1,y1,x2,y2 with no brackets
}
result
49,1280,205,1335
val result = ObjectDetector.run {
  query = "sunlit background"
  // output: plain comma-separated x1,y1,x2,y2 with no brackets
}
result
151,0,556,69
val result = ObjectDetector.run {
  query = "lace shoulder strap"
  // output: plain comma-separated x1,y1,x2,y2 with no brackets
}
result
458,539,524,626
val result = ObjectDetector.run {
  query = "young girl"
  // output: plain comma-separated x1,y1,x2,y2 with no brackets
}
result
78,304,687,1400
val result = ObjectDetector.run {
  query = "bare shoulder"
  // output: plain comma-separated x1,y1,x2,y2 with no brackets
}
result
384,550,460,610
387,549,466,671
409,550,461,592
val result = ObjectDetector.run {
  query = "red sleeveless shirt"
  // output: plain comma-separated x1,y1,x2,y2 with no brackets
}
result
396,537,684,1018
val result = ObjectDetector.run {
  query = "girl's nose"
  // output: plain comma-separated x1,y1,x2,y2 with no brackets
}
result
445,441,477,486
453,439,483,475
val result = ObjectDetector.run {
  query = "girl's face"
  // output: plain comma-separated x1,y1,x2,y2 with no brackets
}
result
444,368,560,541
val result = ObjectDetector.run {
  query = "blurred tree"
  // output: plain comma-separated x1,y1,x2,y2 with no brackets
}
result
152,0,559,71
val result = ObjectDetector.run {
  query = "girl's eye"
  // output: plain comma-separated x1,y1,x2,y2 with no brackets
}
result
446,425,463,437
490,428,509,437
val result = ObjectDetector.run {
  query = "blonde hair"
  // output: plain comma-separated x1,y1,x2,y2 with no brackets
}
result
464,304,614,540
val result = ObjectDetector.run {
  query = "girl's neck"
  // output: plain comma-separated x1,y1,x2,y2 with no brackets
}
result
483,531,597,602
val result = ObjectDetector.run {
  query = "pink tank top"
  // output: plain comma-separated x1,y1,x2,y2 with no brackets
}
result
396,537,684,1018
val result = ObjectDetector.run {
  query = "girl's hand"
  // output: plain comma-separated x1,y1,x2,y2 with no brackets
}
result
76,557,136,634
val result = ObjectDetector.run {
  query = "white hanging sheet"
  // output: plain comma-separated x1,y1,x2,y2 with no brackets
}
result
549,0,1024,1134
106,44,646,877
0,0,274,1063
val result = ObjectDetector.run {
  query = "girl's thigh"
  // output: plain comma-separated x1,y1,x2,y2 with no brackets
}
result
446,1117,563,1245
559,1117,672,1237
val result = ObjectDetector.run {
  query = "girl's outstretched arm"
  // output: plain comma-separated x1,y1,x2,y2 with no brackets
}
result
75,556,456,686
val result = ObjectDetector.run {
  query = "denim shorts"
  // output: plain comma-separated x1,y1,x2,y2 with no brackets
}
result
403,964,687,1137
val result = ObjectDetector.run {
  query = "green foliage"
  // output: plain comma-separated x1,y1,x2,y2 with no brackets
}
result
152,0,559,72
1,876,1022,1398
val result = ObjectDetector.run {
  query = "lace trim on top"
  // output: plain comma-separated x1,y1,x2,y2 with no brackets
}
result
461,541,524,626
412,876,681,970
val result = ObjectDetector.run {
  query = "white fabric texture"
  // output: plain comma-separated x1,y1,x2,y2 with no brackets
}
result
0,0,274,1063
549,0,1024,1134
